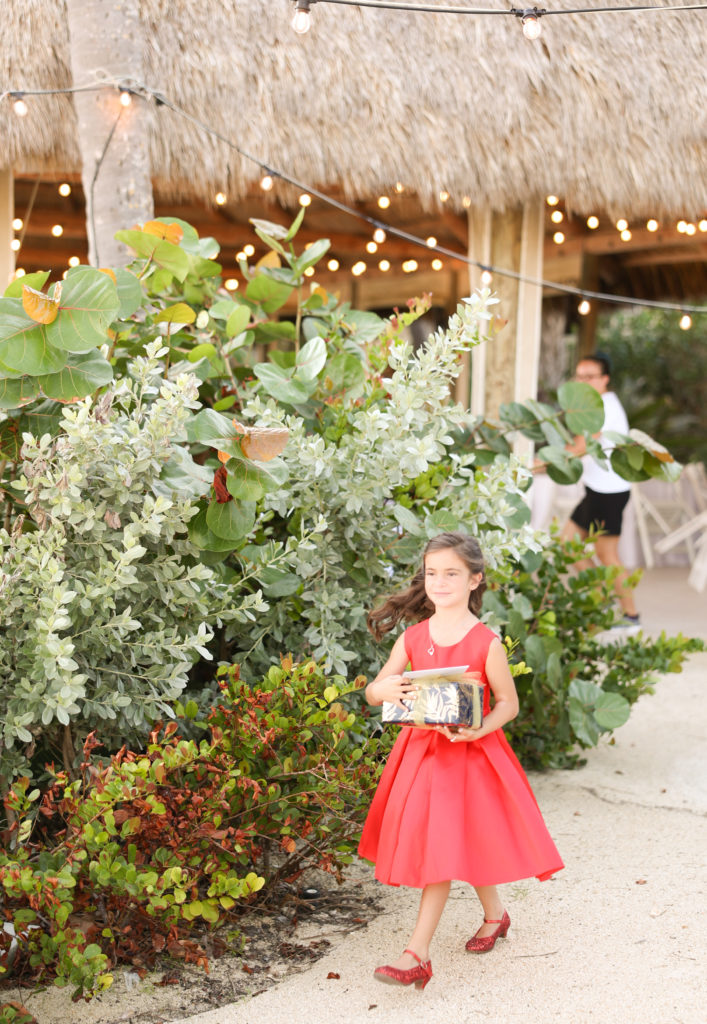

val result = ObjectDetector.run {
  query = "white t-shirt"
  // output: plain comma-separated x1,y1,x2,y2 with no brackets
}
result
581,391,631,494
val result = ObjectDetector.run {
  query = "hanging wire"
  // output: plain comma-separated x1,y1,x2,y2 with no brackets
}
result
3,81,707,314
313,0,707,13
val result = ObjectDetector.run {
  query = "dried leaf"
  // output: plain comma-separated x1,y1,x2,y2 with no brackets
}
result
217,450,230,464
256,250,281,269
327,971,340,980
239,426,289,462
98,268,117,283
22,283,62,325
104,510,122,529
213,465,232,503
143,220,184,244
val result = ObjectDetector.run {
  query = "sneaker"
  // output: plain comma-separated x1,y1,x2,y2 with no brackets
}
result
610,614,641,634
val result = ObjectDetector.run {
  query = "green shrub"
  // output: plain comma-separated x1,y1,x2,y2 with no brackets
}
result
0,658,389,999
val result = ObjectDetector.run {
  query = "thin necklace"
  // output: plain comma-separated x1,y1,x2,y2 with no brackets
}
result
427,614,474,656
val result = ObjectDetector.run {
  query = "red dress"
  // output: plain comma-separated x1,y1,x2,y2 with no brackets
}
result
358,619,564,887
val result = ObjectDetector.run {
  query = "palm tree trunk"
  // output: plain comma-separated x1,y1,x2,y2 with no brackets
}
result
66,0,154,268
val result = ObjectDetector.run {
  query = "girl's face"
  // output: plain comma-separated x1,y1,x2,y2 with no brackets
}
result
424,547,482,612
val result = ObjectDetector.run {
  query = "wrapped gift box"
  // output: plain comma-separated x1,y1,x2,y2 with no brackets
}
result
382,669,484,728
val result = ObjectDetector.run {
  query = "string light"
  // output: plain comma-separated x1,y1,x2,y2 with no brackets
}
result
366,241,378,253
119,90,132,107
462,196,472,208
431,258,443,270
299,193,312,206
439,190,450,202
215,192,227,205
679,313,692,330
646,219,659,231
10,239,21,252
616,218,628,231
13,268,25,278
699,220,707,232
620,229,632,241
394,181,405,193
58,183,71,197
68,256,80,267
378,195,390,209
676,220,687,233
550,210,563,223
553,231,565,244
291,0,313,34
304,266,316,276
518,9,544,39
243,243,255,256
546,195,559,206
685,222,696,235
480,270,493,286
373,228,386,243
11,218,23,231
236,250,247,261
351,260,367,276
51,224,64,237
402,259,418,272
587,215,599,229
327,258,340,271
379,259,391,272
13,95,28,116
426,235,437,247
578,299,591,315
224,278,239,291
260,174,274,191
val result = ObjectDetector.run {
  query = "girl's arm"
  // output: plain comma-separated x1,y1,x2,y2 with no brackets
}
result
364,632,416,709
439,637,519,743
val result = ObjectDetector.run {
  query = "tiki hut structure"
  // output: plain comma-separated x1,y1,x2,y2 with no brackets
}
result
1,0,706,412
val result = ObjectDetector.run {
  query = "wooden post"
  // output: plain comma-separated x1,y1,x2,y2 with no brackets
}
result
0,169,14,289
578,253,600,357
467,203,545,423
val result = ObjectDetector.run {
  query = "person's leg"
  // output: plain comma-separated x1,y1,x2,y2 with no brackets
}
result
593,534,637,616
472,885,506,937
387,881,450,968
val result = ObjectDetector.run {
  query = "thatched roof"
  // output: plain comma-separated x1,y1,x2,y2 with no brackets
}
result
2,0,706,218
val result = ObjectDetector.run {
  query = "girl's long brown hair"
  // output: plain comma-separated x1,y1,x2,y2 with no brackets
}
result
367,531,486,641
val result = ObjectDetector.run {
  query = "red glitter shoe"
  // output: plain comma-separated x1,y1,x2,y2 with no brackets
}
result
374,948,433,990
465,910,511,953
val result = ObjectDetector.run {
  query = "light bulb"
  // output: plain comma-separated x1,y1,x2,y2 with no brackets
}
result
431,259,443,271
224,278,239,291
13,97,28,116
378,196,390,209
616,218,628,231
620,229,632,241
679,314,692,330
551,210,563,223
292,2,311,35
366,241,378,254
68,256,80,267
685,223,696,235
587,215,599,229
58,183,71,197
243,244,255,257
394,182,404,193
439,190,450,203
646,219,659,232
351,261,367,277
260,174,274,191
327,258,340,271
12,218,23,231
299,193,312,207
699,220,707,232
402,260,418,273
553,231,565,244
236,251,247,262
426,236,437,248
119,90,132,107
215,192,227,205
10,239,21,251
304,266,315,277
480,270,493,286
546,195,559,206
676,220,687,233
373,228,386,243
522,14,542,40
462,196,472,208
51,224,64,237
578,300,591,316
14,268,25,278
379,259,391,272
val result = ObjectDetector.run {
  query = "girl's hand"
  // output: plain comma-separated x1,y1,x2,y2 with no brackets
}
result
438,724,484,743
367,674,417,710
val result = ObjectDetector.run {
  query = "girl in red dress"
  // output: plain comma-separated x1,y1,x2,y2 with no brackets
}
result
358,531,563,991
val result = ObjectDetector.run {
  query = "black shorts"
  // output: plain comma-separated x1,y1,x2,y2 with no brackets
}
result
569,486,630,537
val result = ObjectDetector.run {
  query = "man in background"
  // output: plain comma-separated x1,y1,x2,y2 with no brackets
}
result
561,352,640,626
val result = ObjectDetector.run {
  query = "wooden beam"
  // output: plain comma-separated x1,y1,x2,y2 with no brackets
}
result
0,170,14,288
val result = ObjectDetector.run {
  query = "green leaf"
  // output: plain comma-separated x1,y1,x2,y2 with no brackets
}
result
294,238,330,274
593,691,631,730
46,267,121,353
115,229,190,281
254,363,313,405
324,352,366,396
114,268,144,319
154,447,213,501
295,336,327,382
250,217,291,242
245,274,294,314
226,456,288,502
537,446,584,485
393,504,424,536
187,408,239,447
259,566,302,597
38,349,113,400
188,506,239,551
154,303,196,325
0,375,39,409
523,634,547,672
206,498,256,541
0,401,62,460
342,310,385,345
558,381,605,435
226,304,251,337
0,298,68,375
425,510,460,536
188,342,218,364
4,271,50,298
285,207,306,241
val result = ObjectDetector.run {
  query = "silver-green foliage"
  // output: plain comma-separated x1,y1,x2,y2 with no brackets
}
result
239,292,542,676
0,344,263,777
